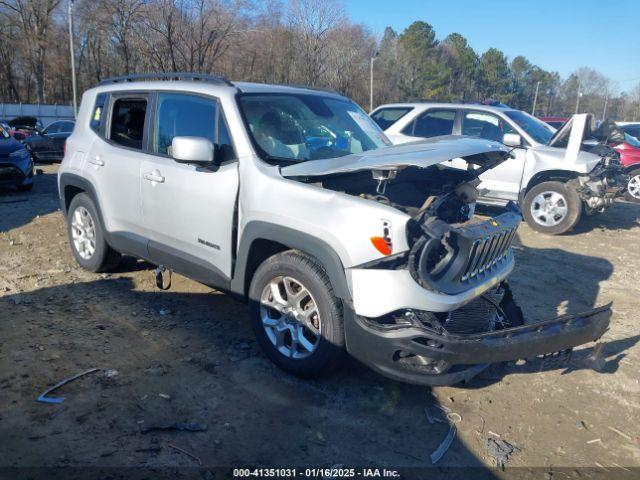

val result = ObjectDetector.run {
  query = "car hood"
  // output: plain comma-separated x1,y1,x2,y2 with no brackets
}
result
0,137,25,156
280,136,511,177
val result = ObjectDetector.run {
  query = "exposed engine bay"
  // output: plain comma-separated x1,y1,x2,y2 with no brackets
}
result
318,162,521,297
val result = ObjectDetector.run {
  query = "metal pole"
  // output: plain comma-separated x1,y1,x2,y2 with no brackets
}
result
369,56,375,112
602,92,608,120
531,81,540,116
68,0,77,118
575,79,581,114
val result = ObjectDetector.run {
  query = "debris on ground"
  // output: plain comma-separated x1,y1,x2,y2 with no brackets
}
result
424,406,444,424
430,424,456,464
485,437,521,469
158,307,172,316
104,369,119,378
158,393,171,400
168,443,202,465
36,368,100,404
140,422,208,434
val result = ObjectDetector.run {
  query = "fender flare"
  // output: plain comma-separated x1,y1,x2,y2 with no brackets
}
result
231,221,351,302
58,172,105,224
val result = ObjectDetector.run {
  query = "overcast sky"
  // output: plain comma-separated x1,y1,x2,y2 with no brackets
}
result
345,0,640,93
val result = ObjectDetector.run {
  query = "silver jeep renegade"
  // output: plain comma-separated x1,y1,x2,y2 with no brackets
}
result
58,73,611,386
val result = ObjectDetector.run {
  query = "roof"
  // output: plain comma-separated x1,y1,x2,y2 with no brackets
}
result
374,102,519,115
92,73,346,100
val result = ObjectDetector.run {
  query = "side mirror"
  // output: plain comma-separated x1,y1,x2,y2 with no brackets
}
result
503,133,523,148
171,136,214,166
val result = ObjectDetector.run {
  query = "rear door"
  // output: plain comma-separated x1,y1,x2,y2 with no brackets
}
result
84,92,149,257
140,92,239,286
459,110,526,202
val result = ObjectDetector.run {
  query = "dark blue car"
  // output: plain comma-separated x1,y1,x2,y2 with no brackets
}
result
0,123,34,191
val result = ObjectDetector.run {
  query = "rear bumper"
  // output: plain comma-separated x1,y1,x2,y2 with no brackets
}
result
345,304,611,386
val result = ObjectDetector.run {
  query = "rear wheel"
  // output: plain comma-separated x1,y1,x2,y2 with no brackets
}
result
522,181,582,235
67,193,121,272
625,168,640,203
248,250,345,377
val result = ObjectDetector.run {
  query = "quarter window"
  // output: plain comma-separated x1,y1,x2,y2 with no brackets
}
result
462,111,514,143
402,109,455,138
90,93,108,134
110,97,147,149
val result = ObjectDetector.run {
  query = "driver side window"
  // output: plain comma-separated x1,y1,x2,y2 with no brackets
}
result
462,111,514,143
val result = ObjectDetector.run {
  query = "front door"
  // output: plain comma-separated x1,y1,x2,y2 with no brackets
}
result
141,92,239,286
459,110,526,202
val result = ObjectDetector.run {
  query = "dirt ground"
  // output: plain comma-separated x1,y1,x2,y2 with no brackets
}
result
1,164,639,477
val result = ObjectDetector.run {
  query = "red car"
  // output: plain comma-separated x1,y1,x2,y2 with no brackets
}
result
615,134,640,202
539,116,568,130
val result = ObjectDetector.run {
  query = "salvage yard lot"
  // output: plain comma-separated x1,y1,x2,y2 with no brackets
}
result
1,165,639,473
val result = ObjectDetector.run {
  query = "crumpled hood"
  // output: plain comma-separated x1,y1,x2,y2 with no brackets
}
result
280,136,511,177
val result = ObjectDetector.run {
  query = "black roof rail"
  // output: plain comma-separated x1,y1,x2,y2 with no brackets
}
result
98,72,234,87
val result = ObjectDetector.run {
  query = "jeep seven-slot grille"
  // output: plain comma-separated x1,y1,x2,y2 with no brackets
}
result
461,227,517,282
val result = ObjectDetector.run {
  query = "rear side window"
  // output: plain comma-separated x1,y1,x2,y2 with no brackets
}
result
370,107,413,130
154,92,235,161
110,98,147,149
402,109,455,138
90,93,107,134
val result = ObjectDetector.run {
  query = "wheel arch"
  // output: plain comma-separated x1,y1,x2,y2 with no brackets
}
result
231,221,351,303
521,169,580,201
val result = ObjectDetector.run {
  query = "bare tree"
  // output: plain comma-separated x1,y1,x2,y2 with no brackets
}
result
0,0,62,103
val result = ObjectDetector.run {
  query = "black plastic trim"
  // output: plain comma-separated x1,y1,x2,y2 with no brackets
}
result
231,221,350,301
345,304,611,386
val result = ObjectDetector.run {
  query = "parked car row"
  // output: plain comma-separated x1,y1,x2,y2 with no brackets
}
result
371,102,628,234
0,116,74,192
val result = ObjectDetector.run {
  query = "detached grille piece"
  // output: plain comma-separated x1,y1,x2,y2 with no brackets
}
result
409,210,521,295
461,227,518,282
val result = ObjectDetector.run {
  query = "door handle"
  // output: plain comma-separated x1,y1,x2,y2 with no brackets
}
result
89,155,105,166
143,171,165,183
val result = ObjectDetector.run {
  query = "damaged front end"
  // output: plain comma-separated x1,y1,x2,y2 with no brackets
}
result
282,137,612,386
345,298,611,386
574,149,628,215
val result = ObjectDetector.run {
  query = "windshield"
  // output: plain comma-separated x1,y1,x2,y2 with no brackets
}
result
504,110,555,144
0,125,9,139
238,93,391,162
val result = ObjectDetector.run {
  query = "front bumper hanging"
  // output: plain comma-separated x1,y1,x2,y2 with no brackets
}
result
345,304,611,386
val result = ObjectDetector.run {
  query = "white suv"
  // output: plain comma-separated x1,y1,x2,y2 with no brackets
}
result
58,74,611,386
372,103,627,235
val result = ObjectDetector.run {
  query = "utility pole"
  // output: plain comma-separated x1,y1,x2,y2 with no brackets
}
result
369,52,378,112
68,0,77,118
602,92,608,121
531,81,540,116
575,79,581,114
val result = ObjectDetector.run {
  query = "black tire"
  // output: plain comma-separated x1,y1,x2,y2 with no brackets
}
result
17,183,33,192
624,168,640,203
522,181,582,235
67,193,121,272
248,250,345,377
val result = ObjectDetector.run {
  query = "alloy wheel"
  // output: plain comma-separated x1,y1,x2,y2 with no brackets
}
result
628,174,640,200
259,276,321,359
71,206,96,260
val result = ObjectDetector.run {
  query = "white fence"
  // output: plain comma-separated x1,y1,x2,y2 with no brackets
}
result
0,103,74,127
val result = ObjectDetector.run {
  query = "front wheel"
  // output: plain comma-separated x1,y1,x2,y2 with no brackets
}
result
522,181,582,235
625,168,640,203
248,250,345,377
